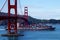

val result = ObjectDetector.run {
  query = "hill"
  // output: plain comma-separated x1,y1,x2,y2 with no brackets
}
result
0,12,60,26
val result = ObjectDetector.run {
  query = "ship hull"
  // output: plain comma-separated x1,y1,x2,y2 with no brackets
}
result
37,27,55,31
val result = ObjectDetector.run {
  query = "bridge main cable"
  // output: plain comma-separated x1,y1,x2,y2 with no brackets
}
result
0,0,7,12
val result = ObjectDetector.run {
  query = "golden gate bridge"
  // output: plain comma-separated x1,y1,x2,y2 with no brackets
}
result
0,0,41,37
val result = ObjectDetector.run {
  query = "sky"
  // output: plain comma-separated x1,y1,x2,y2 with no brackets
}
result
0,0,60,19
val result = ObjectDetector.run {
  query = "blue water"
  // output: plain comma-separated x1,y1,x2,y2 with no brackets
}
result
0,24,60,40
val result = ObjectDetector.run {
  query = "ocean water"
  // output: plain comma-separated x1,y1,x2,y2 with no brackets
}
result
0,24,60,40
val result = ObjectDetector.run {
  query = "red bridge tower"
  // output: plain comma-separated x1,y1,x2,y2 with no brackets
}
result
24,7,28,26
24,7,28,19
8,0,17,34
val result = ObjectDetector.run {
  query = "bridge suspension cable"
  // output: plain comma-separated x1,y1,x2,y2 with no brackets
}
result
18,0,23,15
0,0,7,12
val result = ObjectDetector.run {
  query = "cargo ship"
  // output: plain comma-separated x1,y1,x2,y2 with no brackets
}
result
17,24,55,31
6,23,55,31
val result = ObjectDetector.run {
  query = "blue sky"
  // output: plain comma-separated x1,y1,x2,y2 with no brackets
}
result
0,0,60,19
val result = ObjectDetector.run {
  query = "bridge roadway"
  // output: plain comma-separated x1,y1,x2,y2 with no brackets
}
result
0,16,27,21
